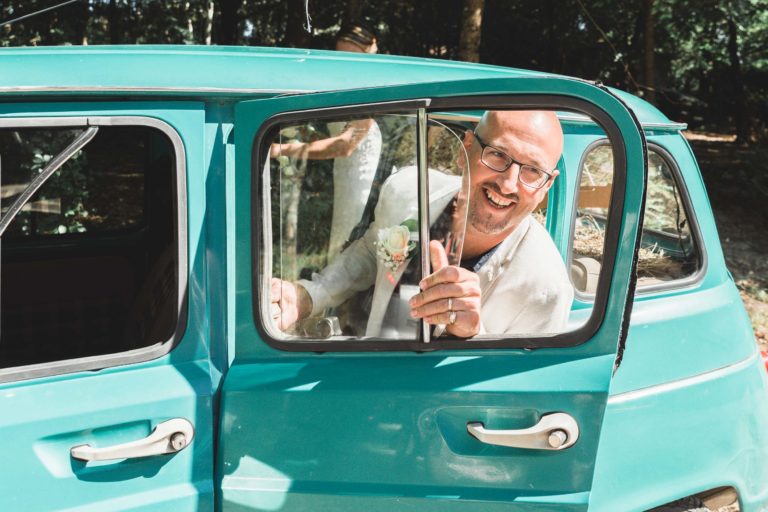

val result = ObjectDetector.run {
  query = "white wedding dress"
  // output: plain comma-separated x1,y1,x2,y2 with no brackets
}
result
327,121,382,259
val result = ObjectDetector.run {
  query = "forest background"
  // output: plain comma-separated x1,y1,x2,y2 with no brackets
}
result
2,0,767,342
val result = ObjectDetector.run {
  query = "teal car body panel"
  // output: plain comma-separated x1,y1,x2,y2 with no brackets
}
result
0,46,765,511
218,78,644,511
0,101,216,510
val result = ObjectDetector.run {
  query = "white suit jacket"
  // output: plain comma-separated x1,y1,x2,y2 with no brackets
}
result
299,166,573,337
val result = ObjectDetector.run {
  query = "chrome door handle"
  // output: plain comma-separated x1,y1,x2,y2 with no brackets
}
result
71,418,194,462
467,412,579,450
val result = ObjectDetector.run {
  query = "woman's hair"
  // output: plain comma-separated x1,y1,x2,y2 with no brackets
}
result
336,21,377,48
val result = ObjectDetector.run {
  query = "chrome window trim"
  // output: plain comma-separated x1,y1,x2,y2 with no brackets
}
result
0,126,99,236
557,113,687,131
429,112,687,132
0,86,311,95
0,117,89,128
633,142,707,295
416,107,431,343
640,121,688,131
0,115,188,384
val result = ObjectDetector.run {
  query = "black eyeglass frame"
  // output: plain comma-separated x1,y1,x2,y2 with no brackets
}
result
472,130,554,189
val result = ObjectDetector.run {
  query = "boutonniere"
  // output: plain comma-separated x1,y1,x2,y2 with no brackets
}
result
375,220,418,271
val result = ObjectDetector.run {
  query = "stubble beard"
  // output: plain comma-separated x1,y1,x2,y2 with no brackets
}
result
469,208,512,235
468,187,519,235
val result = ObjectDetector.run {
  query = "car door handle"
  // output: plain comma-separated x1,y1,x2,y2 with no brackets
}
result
70,418,194,462
467,412,579,450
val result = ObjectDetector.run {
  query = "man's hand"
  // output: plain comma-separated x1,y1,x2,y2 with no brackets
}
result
270,278,312,331
409,241,482,338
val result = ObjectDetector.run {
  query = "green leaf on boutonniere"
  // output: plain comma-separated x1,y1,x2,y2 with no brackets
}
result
400,219,418,232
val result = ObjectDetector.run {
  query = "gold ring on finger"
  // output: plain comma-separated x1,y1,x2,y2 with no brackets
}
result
447,297,453,312
449,311,457,325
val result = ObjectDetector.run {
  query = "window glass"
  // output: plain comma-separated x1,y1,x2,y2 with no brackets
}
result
571,144,700,294
639,150,699,285
266,112,424,339
262,108,594,343
0,125,178,368
571,144,613,294
2,127,147,239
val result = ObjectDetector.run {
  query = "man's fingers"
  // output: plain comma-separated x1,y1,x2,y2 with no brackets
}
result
419,264,478,290
410,281,480,309
429,240,449,273
411,297,472,319
425,310,461,326
426,309,482,338
270,278,282,302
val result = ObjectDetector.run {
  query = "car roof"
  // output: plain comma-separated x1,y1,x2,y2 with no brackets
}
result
0,45,683,130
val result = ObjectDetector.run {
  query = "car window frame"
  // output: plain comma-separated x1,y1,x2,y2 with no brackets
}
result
252,94,634,352
568,138,707,301
0,115,188,384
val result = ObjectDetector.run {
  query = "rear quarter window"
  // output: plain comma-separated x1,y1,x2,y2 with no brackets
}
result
571,141,702,294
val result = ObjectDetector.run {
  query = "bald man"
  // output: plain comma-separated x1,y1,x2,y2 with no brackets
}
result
272,110,573,338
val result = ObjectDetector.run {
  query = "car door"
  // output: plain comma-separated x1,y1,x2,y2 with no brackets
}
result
218,77,646,511
0,103,215,511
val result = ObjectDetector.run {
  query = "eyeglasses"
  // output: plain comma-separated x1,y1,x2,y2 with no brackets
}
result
473,131,554,189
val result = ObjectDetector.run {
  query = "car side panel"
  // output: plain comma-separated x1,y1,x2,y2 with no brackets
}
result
0,102,215,511
591,352,768,511
610,133,755,396
592,131,768,510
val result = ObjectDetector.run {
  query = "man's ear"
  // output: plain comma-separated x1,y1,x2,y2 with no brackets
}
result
462,129,473,151
542,169,560,192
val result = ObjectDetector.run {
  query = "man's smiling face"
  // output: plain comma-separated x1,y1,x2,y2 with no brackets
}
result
463,110,563,245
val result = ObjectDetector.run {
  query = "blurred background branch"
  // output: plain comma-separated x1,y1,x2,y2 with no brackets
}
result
2,0,765,142
1,0,767,340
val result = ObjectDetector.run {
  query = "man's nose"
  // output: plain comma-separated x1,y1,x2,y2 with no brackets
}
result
497,163,520,194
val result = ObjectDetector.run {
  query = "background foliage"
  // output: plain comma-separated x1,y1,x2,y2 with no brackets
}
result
2,0,767,339
1,0,766,141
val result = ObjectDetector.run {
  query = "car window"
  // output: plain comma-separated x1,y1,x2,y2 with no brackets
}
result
0,123,179,369
571,142,701,294
258,107,632,347
263,112,472,340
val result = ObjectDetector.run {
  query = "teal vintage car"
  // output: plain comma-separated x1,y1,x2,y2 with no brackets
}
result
0,46,765,512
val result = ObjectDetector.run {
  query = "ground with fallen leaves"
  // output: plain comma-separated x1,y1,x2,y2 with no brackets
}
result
686,132,768,352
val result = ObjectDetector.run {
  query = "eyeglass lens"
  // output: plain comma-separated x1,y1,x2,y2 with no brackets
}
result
481,146,548,188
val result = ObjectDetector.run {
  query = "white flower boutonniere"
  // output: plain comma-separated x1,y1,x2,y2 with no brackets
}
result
375,220,417,271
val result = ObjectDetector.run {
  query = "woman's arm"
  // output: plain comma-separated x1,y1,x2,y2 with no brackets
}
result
270,118,374,160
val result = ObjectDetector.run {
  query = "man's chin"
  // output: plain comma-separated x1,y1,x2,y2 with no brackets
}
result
469,212,514,236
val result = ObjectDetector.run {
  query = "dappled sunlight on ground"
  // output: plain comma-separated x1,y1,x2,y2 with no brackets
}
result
686,131,768,350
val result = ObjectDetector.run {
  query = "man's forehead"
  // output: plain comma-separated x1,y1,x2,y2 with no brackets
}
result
478,110,563,165
482,110,555,133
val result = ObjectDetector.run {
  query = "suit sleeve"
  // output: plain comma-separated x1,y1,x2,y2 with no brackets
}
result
298,225,379,317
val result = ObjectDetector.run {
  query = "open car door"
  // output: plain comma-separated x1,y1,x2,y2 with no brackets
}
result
218,77,646,511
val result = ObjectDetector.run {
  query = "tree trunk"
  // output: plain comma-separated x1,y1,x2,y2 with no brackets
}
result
543,0,557,71
284,0,312,48
73,0,90,45
204,1,214,45
726,15,749,143
642,0,656,103
457,0,484,63
184,1,194,43
345,0,363,23
281,165,306,282
216,0,241,45
108,0,119,44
